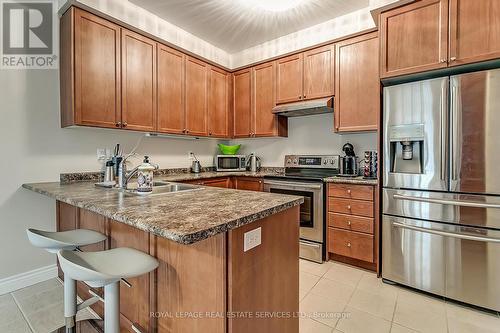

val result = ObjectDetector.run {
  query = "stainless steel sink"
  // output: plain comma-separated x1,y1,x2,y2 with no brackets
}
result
119,181,202,196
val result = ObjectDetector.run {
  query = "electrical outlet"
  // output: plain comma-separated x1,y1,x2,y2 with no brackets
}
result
244,227,262,252
97,148,107,161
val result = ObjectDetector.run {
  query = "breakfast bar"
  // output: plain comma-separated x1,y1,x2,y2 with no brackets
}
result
22,180,303,333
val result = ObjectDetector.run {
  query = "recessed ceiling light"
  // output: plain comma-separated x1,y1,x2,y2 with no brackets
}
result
242,0,304,12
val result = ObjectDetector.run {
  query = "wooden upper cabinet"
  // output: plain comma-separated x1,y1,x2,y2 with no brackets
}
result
449,0,500,66
208,67,230,137
233,68,252,138
157,44,185,134
121,29,157,131
185,56,208,136
71,8,121,128
303,45,335,100
253,62,278,137
276,53,303,104
335,32,379,132
380,0,449,78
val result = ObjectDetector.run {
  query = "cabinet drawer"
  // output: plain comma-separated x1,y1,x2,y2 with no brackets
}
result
329,228,374,262
328,198,374,217
328,183,374,201
328,213,374,234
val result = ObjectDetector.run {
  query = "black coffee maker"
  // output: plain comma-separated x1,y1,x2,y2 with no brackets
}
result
339,143,359,176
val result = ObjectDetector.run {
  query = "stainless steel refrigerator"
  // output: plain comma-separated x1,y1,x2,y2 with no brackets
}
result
382,69,500,311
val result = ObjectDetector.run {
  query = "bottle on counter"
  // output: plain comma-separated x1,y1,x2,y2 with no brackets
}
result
137,156,155,193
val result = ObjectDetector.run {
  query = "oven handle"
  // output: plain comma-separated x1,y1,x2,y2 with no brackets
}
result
393,194,500,209
263,180,322,190
392,221,500,243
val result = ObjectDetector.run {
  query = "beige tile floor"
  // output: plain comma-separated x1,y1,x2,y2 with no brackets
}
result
299,259,500,333
0,279,95,333
2,262,500,333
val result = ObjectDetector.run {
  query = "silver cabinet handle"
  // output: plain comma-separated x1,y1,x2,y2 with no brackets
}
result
393,194,500,209
393,221,500,243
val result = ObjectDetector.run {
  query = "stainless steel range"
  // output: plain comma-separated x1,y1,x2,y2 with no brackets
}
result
382,69,500,311
264,155,340,263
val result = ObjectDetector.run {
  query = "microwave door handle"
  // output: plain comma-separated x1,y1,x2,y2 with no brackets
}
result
392,221,500,243
393,194,500,209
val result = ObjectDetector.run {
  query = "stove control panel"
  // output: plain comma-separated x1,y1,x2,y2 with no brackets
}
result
285,155,340,169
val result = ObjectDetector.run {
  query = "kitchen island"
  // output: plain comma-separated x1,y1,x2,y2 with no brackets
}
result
23,179,303,333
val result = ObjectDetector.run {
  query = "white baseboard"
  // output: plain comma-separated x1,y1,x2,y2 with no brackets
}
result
0,264,58,295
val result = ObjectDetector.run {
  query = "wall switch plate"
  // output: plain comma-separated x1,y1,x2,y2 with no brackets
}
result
244,227,261,252
97,148,107,161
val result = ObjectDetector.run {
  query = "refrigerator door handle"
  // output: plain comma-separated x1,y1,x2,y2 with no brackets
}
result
393,194,500,209
392,221,500,243
440,83,448,180
450,83,459,181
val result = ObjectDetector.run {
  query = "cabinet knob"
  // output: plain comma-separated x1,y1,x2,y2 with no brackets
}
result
347,242,351,248
209,131,212,136
347,220,351,226
450,57,457,61
347,205,351,210
122,122,128,128
440,59,447,63
186,130,190,134
299,96,302,100
347,189,351,194
303,94,306,99
115,122,121,128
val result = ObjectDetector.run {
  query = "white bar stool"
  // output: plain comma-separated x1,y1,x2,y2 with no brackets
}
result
57,247,159,333
26,228,107,332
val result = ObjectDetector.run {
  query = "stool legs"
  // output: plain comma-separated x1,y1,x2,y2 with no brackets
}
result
104,281,120,333
63,277,77,333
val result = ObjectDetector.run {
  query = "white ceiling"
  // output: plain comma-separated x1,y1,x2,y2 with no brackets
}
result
129,0,370,53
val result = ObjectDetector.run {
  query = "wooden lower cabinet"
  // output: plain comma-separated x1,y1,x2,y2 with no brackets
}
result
233,177,263,191
109,221,152,332
183,177,232,188
327,184,376,270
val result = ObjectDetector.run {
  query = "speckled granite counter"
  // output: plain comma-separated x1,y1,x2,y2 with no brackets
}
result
22,177,302,244
324,176,378,185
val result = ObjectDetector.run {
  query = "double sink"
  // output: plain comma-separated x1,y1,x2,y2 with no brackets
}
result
117,181,202,196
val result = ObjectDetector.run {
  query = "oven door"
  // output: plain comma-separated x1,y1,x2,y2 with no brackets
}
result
263,179,323,243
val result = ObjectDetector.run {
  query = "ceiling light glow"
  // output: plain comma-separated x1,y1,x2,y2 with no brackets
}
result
242,0,304,12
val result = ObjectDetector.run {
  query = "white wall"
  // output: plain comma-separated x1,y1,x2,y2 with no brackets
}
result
0,69,223,280
234,114,377,165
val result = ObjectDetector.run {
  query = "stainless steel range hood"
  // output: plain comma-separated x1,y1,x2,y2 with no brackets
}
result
272,97,333,117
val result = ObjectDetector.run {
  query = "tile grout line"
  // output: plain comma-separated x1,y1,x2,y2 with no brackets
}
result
10,292,35,333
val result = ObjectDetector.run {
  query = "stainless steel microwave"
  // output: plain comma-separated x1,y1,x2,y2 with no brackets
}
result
215,155,246,171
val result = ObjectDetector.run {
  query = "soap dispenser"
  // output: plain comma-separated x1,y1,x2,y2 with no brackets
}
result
137,156,155,193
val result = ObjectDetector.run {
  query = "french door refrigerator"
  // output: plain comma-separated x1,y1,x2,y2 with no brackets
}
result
382,69,500,311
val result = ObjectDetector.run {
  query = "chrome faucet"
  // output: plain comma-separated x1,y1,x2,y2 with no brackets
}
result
117,154,159,189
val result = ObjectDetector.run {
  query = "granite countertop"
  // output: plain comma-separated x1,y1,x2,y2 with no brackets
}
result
22,174,303,245
155,170,282,182
324,176,378,185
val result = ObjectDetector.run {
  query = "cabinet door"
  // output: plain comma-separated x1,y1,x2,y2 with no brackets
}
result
157,44,185,134
276,53,303,104
449,0,500,66
253,62,277,137
185,56,208,136
73,8,121,128
208,67,230,137
109,221,151,332
202,177,232,188
380,0,449,78
233,68,252,138
335,32,379,132
121,29,157,131
303,45,335,100
234,177,263,191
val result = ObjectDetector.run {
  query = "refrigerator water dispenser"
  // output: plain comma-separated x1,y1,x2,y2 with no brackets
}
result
389,124,424,174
